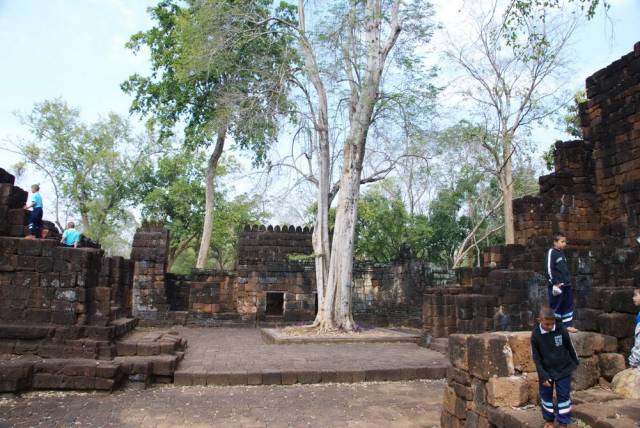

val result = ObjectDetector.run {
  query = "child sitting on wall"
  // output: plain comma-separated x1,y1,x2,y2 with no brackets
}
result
629,289,640,368
60,221,81,248
531,306,580,428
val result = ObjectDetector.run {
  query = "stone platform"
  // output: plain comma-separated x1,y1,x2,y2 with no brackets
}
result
173,327,448,386
260,327,420,344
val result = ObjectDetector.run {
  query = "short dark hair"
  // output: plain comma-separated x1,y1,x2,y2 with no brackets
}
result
31,184,40,191
553,232,566,242
539,307,556,320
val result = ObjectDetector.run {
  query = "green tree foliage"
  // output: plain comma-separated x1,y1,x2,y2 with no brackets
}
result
12,98,159,251
135,148,267,271
134,149,207,268
167,192,267,273
123,0,296,268
564,90,587,139
123,0,295,157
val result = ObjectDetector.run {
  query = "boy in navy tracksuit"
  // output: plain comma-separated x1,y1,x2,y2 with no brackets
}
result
545,232,578,332
531,307,579,428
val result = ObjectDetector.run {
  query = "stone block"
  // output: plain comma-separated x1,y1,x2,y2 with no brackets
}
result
503,331,535,373
94,377,117,391
570,331,618,357
448,334,470,370
447,366,471,386
440,411,464,428
464,411,490,428
32,373,66,389
442,385,468,420
0,254,17,271
470,377,487,416
261,371,282,385
598,313,636,338
451,381,473,401
247,372,262,385
572,355,600,391
611,367,640,399
597,353,626,381
18,239,41,256
468,334,514,380
486,376,528,407
524,371,539,404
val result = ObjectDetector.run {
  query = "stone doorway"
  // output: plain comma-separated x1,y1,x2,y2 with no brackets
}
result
266,292,285,316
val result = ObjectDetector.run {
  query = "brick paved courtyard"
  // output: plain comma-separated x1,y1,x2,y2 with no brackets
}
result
173,327,448,385
0,380,445,427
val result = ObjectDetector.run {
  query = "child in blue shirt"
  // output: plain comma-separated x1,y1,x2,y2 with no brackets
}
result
60,222,81,248
630,289,640,368
24,184,43,239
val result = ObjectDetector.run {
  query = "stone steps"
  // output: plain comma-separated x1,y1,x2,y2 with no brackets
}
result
114,330,187,357
174,364,448,387
114,354,184,383
0,358,123,393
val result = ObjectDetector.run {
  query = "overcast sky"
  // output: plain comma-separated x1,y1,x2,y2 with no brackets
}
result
0,0,638,222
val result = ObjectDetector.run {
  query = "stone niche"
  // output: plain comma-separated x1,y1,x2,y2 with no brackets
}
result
423,42,640,356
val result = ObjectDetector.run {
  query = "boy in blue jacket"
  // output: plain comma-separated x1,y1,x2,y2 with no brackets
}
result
546,232,578,333
531,307,579,428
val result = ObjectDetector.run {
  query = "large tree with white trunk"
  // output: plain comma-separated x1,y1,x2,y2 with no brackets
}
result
285,0,436,331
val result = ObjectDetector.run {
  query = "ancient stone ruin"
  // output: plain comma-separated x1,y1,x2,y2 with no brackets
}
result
0,171,186,393
424,42,640,359
131,223,455,327
436,41,640,428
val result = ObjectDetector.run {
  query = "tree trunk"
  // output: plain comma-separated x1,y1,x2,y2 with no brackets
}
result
501,134,515,244
195,129,226,269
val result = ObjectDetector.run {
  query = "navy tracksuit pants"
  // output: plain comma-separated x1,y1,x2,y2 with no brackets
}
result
548,284,574,327
539,374,572,425
28,207,43,237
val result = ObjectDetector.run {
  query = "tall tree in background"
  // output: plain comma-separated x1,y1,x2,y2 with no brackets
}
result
123,0,295,269
446,3,576,244
135,148,207,269
291,0,436,331
5,99,158,251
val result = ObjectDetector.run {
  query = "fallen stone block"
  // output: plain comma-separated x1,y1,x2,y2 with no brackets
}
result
597,353,626,381
612,368,640,399
572,355,600,391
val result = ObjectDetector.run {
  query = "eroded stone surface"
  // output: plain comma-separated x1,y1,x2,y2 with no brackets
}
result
0,380,445,428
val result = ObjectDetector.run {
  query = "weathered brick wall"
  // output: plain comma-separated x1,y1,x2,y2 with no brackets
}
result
143,224,455,327
130,224,169,321
441,331,626,428
236,224,313,266
353,261,455,327
0,168,28,237
424,43,640,350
